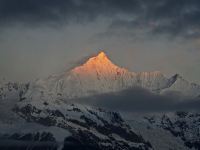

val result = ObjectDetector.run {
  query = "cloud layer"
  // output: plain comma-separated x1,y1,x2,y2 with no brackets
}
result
1,0,200,38
72,87,200,113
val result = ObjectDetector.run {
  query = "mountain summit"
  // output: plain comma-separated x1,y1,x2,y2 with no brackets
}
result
73,51,117,69
92,51,109,61
85,51,110,64
71,51,130,79
82,51,117,69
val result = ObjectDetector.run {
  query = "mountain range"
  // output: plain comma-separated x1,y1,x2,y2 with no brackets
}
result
0,51,200,150
22,51,200,102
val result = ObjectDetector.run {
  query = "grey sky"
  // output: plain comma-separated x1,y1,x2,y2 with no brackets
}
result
0,0,200,83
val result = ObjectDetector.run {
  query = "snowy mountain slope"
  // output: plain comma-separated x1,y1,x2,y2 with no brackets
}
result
127,112,200,150
127,118,189,150
161,74,200,97
22,51,200,101
0,82,30,123
1,86,200,150
0,82,29,101
153,112,200,149
0,79,152,150
0,93,152,150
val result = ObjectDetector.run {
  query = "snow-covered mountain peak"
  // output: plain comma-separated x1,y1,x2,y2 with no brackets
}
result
94,51,108,60
68,51,133,81
84,51,112,65
71,51,125,74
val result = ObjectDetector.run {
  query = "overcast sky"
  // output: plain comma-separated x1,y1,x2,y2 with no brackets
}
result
0,0,200,83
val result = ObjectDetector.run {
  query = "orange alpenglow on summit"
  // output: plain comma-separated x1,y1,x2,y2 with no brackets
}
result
71,51,127,77
96,51,107,59
86,51,113,65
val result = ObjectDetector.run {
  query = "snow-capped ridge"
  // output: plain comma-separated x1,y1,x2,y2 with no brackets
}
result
15,51,200,100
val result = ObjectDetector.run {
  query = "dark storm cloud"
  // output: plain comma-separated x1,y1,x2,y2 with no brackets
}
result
0,0,141,27
146,0,200,38
73,87,200,112
106,0,200,39
1,0,200,37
